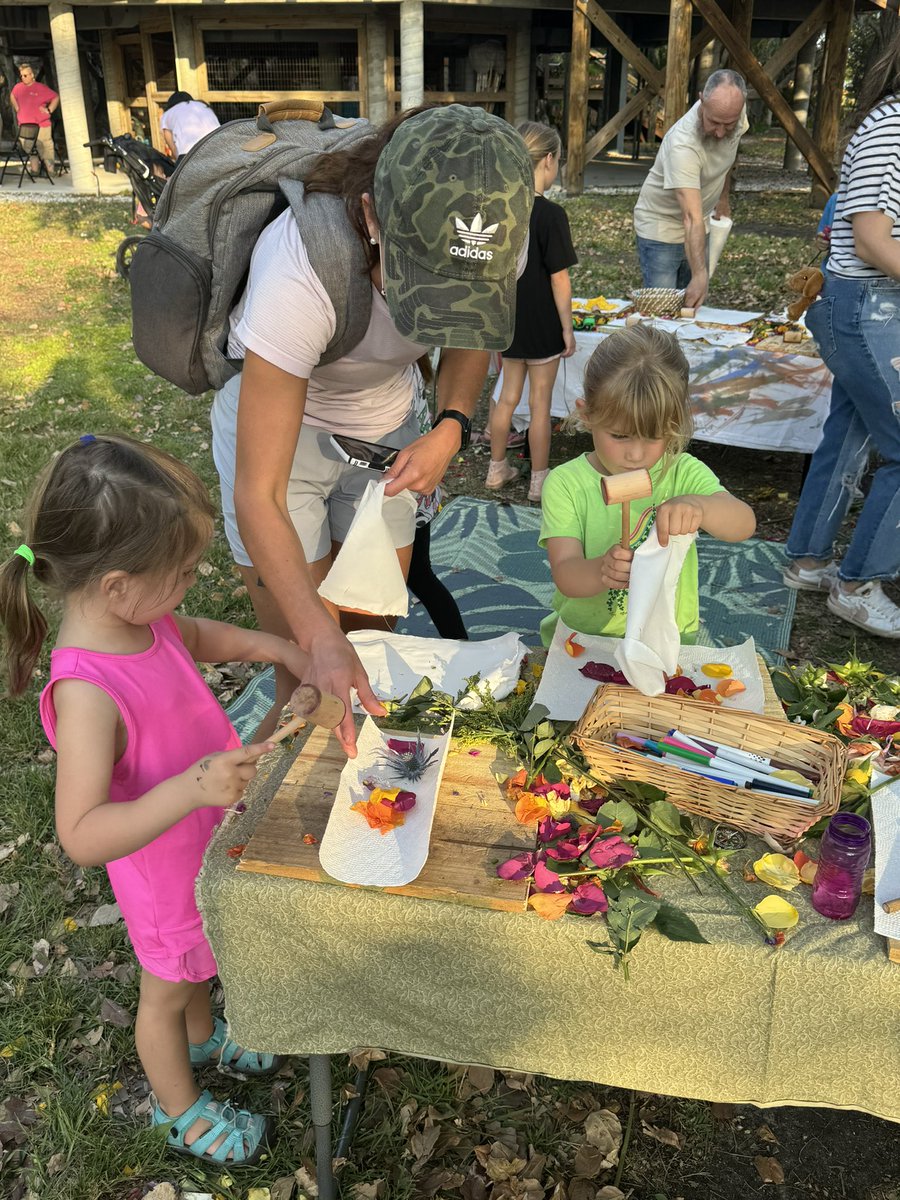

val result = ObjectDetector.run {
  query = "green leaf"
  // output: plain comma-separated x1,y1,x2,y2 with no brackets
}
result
541,758,563,784
770,670,801,703
648,799,686,837
409,676,434,701
597,799,639,835
636,828,665,855
519,703,550,733
653,901,709,944
606,890,660,950
535,721,555,740
532,737,558,759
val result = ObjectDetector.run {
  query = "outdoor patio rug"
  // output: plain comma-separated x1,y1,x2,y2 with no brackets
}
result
225,497,795,740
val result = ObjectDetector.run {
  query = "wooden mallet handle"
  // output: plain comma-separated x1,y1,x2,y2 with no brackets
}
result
600,468,653,549
882,897,900,915
268,683,346,745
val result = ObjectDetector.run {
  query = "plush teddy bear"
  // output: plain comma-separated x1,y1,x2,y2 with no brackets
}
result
786,266,824,322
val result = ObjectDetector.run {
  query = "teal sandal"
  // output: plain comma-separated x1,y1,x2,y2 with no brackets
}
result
153,1089,270,1166
190,1016,284,1077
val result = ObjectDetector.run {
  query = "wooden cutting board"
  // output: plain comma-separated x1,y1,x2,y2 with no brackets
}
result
237,723,535,912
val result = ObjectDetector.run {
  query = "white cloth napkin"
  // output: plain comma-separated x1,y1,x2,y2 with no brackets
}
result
613,527,695,695
318,478,416,616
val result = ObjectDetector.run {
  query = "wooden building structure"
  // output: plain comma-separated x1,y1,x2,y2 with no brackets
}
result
0,1,888,193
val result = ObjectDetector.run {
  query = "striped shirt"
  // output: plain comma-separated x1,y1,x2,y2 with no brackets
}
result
827,95,900,278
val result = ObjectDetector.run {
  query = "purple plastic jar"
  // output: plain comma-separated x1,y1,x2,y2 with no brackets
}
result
811,812,872,920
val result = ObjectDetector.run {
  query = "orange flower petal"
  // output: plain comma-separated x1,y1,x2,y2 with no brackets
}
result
515,792,551,826
564,632,586,658
693,688,722,705
835,702,855,737
528,892,572,921
351,799,406,835
716,679,746,699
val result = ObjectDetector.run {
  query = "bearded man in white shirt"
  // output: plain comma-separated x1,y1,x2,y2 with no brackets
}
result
633,69,748,309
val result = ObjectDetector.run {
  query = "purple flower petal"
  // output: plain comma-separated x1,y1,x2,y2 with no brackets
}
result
468,749,481,757
579,661,628,684
537,815,576,844
388,789,417,812
533,859,566,893
578,793,605,815
545,840,582,862
569,881,608,914
588,835,636,870
532,780,571,797
387,739,417,754
665,675,697,694
497,851,536,880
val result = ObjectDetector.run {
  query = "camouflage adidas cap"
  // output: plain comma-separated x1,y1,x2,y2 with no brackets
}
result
375,105,534,351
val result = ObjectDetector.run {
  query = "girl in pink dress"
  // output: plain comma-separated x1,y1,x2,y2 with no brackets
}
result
0,434,314,1166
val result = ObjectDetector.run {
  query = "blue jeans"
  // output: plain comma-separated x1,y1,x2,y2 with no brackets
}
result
786,274,900,582
636,235,692,289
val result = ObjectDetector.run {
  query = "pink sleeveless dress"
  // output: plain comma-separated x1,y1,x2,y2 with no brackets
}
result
40,614,240,982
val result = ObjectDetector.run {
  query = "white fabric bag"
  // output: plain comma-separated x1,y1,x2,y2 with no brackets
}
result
613,526,694,695
318,478,417,616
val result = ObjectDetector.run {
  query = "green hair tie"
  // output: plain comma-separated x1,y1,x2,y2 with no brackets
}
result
14,545,35,567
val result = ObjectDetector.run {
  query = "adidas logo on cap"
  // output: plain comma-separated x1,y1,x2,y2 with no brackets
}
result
451,214,498,260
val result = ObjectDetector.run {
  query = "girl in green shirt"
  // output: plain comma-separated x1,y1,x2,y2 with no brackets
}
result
539,324,756,646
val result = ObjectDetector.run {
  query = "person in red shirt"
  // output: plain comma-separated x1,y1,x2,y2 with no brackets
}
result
10,62,58,177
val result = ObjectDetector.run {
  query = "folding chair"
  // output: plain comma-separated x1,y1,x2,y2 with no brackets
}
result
0,124,54,187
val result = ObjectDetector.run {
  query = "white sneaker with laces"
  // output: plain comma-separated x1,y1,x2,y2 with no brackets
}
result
782,560,839,592
826,581,900,639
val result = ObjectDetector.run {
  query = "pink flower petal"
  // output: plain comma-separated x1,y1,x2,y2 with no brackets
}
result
387,739,417,754
497,852,536,880
588,835,636,870
579,661,628,684
533,858,566,893
570,881,608,914
388,790,417,812
537,815,576,844
545,840,582,862
665,675,697,694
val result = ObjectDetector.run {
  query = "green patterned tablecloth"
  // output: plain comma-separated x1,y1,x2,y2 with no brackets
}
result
197,748,900,1124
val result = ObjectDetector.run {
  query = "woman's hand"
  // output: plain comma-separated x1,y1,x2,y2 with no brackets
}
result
655,496,705,546
307,622,386,757
383,424,456,497
561,327,577,358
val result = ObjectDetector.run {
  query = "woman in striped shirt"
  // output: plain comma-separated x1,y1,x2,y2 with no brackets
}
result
783,31,900,639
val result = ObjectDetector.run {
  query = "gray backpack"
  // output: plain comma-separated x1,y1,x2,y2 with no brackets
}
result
129,101,374,395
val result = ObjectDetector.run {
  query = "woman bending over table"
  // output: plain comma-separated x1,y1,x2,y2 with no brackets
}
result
211,105,533,751
784,34,900,639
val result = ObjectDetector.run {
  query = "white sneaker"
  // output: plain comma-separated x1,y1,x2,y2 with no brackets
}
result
827,581,900,639
783,560,839,592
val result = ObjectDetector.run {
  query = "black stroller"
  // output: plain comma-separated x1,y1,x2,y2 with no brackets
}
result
85,135,175,277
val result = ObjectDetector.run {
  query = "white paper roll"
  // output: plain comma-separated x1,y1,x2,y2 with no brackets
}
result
708,215,733,279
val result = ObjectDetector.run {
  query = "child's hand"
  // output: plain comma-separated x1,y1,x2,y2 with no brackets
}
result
275,638,312,684
596,545,633,590
656,496,705,546
186,742,274,808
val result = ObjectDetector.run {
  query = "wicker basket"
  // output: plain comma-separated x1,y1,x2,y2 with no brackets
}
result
630,287,685,317
571,686,846,840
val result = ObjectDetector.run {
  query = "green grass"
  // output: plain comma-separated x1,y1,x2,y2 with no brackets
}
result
1,193,897,1200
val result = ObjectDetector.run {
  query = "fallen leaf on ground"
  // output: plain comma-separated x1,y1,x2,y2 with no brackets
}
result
755,1123,779,1144
583,1108,622,1165
641,1121,684,1149
596,1189,626,1200
351,1184,385,1200
87,902,122,927
754,1155,786,1184
349,1047,387,1071
99,996,133,1028
143,1184,178,1200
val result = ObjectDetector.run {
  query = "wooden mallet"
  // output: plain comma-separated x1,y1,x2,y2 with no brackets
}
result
600,468,653,549
268,683,346,745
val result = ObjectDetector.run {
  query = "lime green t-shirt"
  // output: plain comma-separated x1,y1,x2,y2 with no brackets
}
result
538,452,724,646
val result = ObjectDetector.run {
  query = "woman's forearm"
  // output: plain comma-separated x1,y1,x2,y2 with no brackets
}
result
851,211,900,281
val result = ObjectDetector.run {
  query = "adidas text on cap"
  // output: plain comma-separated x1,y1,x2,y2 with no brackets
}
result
374,105,534,351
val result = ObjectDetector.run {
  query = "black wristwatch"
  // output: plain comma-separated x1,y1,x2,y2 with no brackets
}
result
432,408,472,451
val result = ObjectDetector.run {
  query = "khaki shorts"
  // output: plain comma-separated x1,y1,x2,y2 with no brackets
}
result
211,373,419,567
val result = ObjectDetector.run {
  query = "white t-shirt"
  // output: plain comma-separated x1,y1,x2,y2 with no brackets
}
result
633,101,748,243
827,96,900,280
160,101,220,156
227,210,426,440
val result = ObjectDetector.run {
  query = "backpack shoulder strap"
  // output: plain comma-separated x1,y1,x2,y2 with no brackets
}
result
280,179,372,367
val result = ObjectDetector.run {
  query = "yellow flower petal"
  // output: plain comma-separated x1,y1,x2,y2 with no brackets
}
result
753,853,801,891
753,895,800,930
63,917,78,933
701,662,733,678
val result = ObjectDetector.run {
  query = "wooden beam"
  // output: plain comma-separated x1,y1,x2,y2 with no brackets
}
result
816,0,855,183
692,0,836,192
664,0,694,132
566,0,591,194
171,8,201,97
99,30,129,137
757,0,830,88
585,82,655,162
578,0,664,92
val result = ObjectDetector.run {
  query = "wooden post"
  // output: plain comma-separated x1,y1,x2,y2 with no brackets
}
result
726,0,754,69
783,35,816,171
512,16,532,126
399,0,424,110
99,31,129,137
171,9,201,99
664,0,693,133
48,1,94,192
366,12,388,125
815,0,855,196
565,0,591,194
